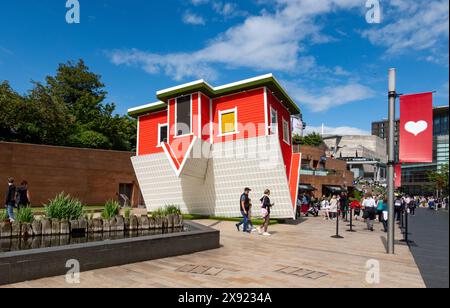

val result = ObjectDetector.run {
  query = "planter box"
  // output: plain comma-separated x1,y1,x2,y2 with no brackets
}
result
154,216,163,229
91,219,103,233
51,220,61,235
149,217,156,229
31,220,42,236
109,217,117,232
60,220,70,235
41,219,52,236
102,219,111,233
129,215,138,231
138,216,150,230
167,215,174,229
0,222,11,238
123,217,130,231
11,222,20,238
0,221,220,286
70,220,79,233
173,214,183,228
20,223,33,237
78,218,87,232
115,216,124,232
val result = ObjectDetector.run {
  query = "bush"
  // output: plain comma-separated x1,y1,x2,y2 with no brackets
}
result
124,207,131,219
0,209,8,221
17,207,34,224
165,205,181,215
45,193,85,220
101,200,120,220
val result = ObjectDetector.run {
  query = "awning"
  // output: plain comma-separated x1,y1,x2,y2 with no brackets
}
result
324,186,347,193
299,184,317,192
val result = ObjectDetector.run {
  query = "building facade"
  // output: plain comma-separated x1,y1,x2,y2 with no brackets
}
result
293,145,354,198
323,135,388,182
372,105,449,195
129,74,303,219
0,142,141,207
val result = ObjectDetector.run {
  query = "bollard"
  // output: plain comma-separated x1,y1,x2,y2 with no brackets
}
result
346,208,356,233
331,210,344,239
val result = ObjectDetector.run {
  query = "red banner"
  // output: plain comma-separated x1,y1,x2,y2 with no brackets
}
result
399,93,433,163
395,164,402,189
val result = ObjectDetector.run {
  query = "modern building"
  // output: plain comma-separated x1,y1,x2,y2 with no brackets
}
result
372,105,449,195
128,74,303,219
323,135,388,182
293,144,354,198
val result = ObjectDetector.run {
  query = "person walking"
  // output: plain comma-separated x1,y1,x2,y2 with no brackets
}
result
258,189,274,236
4,177,16,222
409,198,417,216
15,180,31,209
236,188,251,233
362,193,377,232
340,193,349,221
394,196,403,222
329,195,339,220
381,197,389,232
321,196,330,220
376,195,384,222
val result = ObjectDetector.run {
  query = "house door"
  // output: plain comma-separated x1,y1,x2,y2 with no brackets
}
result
119,183,134,207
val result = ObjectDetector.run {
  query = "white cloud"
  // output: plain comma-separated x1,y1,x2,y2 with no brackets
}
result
304,125,370,136
362,0,449,63
283,81,375,112
182,11,206,25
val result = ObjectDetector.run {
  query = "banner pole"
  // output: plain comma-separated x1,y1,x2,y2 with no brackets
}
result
387,68,397,255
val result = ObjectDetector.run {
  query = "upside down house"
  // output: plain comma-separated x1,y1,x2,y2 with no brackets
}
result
128,74,302,219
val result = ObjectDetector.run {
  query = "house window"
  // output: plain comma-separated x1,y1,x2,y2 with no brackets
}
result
282,118,290,145
176,95,192,136
158,124,168,147
270,107,278,134
219,108,238,136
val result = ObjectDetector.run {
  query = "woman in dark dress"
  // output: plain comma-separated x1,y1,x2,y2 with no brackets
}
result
258,189,274,236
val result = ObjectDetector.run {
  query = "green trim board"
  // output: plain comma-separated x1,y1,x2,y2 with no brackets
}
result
128,74,301,117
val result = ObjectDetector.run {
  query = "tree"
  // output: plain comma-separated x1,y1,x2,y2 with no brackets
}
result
293,132,324,147
427,163,449,197
0,60,137,151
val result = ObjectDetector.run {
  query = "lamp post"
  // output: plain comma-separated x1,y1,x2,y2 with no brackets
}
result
387,68,397,254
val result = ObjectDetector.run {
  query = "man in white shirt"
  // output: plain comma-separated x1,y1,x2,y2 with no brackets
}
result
362,194,376,231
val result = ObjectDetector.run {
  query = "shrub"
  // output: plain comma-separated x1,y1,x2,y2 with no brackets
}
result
17,207,34,224
101,200,120,220
124,207,131,219
0,209,8,221
165,205,181,215
151,208,167,218
45,193,85,220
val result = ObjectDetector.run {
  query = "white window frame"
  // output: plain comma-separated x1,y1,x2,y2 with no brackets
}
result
174,94,193,138
282,118,290,145
270,106,278,135
218,107,239,137
157,123,169,148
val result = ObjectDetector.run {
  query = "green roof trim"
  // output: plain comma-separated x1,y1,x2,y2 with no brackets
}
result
128,74,301,117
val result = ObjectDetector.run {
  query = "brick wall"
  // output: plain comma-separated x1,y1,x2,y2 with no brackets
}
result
0,142,140,207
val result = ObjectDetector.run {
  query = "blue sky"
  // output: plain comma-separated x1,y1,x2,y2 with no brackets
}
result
0,0,448,135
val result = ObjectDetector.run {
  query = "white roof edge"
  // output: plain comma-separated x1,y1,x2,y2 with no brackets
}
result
128,101,165,113
156,79,213,95
213,73,274,91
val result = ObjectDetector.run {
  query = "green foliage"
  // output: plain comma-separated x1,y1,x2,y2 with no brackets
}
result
45,193,85,220
0,60,137,151
293,133,324,147
101,200,120,220
17,207,34,224
165,205,182,215
427,163,449,194
0,209,8,221
124,207,131,219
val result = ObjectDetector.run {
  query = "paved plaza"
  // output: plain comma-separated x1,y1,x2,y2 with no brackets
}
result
3,216,425,288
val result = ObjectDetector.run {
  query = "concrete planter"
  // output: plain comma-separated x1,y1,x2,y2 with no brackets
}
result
173,214,183,228
162,216,169,230
11,222,21,238
51,220,60,235
167,215,174,229
78,218,87,232
138,216,150,230
129,215,138,231
109,217,117,232
154,216,163,229
115,216,124,232
41,219,52,236
20,223,33,237
31,220,42,236
102,219,111,233
0,222,11,238
60,220,70,235
92,219,103,233
149,217,156,229
124,217,130,231
69,220,79,233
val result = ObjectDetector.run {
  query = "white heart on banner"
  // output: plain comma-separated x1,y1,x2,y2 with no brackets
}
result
405,121,428,136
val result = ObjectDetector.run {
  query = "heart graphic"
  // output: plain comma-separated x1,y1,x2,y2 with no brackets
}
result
405,121,428,136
